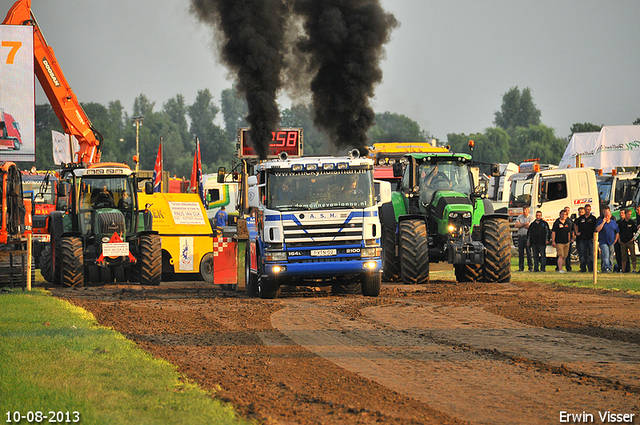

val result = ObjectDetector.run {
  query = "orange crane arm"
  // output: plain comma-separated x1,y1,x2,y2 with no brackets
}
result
3,0,102,164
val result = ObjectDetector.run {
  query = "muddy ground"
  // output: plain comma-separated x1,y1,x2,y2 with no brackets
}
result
50,278,640,424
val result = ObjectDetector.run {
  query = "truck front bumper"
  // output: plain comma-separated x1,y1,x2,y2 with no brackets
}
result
263,258,382,278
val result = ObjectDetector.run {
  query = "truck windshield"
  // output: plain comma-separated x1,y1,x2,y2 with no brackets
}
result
509,178,533,208
267,170,374,211
78,176,134,211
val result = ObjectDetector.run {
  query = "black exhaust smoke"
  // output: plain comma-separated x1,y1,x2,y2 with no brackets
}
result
190,0,290,159
191,0,397,157
293,0,397,155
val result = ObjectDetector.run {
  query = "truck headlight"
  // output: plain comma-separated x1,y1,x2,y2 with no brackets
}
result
361,247,381,258
462,212,472,219
448,225,456,233
449,212,458,218
265,251,287,262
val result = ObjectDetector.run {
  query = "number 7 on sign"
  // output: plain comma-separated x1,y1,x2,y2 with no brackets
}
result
2,41,22,64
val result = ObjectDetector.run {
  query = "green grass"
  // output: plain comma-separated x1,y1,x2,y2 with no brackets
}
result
428,257,640,293
0,289,250,425
508,256,640,293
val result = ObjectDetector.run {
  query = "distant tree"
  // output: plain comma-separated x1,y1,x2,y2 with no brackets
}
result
511,124,566,164
280,104,332,155
220,86,248,137
633,118,640,125
163,94,191,150
569,122,602,139
447,127,511,167
188,89,232,170
26,104,59,170
367,112,432,143
494,87,541,132
132,94,155,117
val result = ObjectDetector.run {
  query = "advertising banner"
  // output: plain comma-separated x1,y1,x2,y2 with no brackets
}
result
0,25,34,162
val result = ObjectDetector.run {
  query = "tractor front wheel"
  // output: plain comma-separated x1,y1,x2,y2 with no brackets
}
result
137,234,162,286
61,236,84,287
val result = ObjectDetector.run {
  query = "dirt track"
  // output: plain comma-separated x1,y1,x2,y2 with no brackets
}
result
51,278,640,424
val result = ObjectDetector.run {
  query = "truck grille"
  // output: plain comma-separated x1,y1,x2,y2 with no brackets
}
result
283,219,363,248
98,211,125,235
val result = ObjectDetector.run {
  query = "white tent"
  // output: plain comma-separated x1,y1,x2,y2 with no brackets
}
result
559,125,640,172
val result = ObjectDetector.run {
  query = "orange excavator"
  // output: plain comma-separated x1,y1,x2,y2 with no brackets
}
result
2,0,102,164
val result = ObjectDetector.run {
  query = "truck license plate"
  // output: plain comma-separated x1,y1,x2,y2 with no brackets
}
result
102,242,129,257
310,249,336,257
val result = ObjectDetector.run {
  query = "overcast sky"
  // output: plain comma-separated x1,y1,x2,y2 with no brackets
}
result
5,0,640,141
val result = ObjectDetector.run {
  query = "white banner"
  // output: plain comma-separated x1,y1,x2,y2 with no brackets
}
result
0,25,34,162
51,130,80,164
559,126,640,172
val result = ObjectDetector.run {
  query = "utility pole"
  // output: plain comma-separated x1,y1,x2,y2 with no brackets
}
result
132,116,144,172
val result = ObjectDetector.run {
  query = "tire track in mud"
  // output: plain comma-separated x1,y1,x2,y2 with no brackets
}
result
271,298,640,425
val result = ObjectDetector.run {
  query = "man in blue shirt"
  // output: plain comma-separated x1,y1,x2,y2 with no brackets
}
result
596,206,619,273
214,206,228,237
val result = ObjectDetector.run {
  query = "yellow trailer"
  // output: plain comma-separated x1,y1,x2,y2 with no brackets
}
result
138,193,215,282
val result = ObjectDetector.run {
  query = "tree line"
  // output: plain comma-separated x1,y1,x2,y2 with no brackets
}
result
21,85,636,177
24,86,432,178
447,86,639,168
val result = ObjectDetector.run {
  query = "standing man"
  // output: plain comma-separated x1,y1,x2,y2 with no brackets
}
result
527,210,550,272
596,206,619,273
214,206,228,237
563,206,574,271
552,209,571,273
515,206,533,272
618,208,637,273
574,204,597,272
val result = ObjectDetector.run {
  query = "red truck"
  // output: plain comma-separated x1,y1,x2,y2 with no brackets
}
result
0,110,22,150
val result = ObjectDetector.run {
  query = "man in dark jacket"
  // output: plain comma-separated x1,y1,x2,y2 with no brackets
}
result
527,210,550,272
574,203,597,272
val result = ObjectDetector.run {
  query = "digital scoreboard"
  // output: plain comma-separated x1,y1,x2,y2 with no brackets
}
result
237,127,303,159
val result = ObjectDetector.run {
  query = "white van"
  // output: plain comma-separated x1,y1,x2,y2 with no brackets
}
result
507,166,600,259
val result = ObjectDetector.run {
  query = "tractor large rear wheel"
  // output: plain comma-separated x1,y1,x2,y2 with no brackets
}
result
482,218,511,283
61,236,84,287
399,219,430,284
138,234,162,286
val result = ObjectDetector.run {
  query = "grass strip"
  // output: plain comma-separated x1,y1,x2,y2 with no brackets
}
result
0,289,250,425
508,257,640,293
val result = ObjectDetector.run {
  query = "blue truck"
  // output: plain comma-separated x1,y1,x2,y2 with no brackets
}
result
244,151,387,298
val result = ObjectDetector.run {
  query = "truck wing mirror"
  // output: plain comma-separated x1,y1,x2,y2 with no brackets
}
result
57,181,67,197
217,167,226,183
145,181,154,195
490,163,500,177
392,162,403,178
248,186,259,208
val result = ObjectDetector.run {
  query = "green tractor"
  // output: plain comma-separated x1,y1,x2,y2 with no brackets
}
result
380,152,511,284
39,163,161,287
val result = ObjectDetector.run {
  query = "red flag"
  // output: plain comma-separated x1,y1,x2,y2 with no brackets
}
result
152,140,162,192
189,139,205,205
